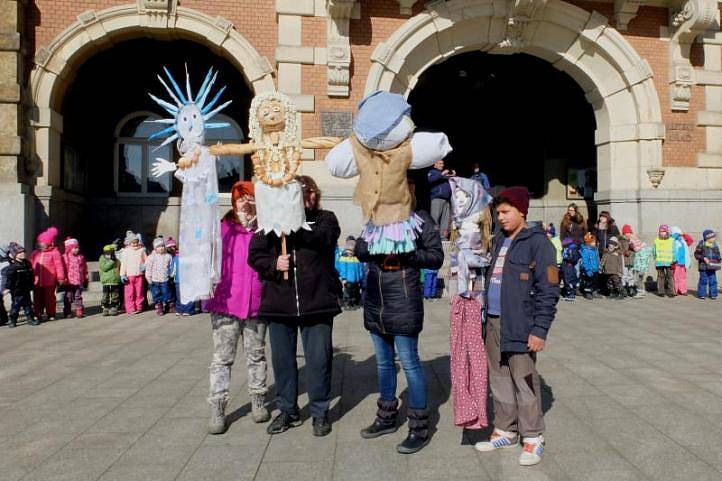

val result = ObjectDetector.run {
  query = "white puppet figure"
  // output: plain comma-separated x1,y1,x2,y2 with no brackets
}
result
448,177,493,300
325,91,452,255
148,66,232,304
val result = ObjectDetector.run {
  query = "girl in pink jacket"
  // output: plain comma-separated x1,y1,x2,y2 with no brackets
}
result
120,232,148,314
62,237,88,318
31,227,66,320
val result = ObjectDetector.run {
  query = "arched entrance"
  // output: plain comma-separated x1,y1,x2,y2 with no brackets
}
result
28,5,274,251
365,0,665,225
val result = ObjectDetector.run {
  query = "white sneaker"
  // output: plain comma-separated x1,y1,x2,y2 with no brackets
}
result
519,435,544,466
474,428,520,452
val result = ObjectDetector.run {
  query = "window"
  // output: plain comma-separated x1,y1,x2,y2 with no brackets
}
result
114,112,173,195
207,114,245,193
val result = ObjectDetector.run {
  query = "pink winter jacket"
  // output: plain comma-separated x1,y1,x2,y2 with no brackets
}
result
31,247,66,287
120,246,147,277
63,252,88,287
203,220,262,319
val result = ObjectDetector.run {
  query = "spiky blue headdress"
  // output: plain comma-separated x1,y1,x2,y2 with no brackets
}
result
147,65,232,150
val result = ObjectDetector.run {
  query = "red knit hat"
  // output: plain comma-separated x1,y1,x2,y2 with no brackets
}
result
496,186,530,217
622,224,632,235
231,181,255,207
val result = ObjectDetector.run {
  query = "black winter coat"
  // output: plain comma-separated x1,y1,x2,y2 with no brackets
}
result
3,259,34,295
248,208,342,320
355,211,444,336
485,225,560,353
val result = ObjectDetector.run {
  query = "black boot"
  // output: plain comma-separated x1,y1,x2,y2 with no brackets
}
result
360,398,399,439
397,408,430,454
8,317,17,328
312,413,332,437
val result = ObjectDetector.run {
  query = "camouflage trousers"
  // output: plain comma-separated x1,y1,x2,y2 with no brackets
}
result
209,313,268,403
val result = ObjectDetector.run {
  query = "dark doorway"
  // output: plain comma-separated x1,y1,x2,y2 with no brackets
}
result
408,51,596,199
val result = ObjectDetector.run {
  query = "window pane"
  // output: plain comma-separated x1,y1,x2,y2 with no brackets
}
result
120,114,163,139
147,145,172,194
118,143,143,193
206,115,244,193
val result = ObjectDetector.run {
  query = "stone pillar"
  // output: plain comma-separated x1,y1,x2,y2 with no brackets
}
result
0,0,32,245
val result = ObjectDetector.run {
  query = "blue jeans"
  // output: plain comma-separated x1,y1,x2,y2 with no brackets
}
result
149,282,170,305
423,271,438,298
174,282,195,314
698,270,718,298
370,332,427,410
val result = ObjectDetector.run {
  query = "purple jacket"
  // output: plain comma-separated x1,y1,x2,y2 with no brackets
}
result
203,220,262,319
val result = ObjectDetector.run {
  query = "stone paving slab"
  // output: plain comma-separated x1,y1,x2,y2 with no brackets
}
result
1,294,721,481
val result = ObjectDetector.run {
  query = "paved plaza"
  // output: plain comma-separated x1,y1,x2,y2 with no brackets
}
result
1,295,721,481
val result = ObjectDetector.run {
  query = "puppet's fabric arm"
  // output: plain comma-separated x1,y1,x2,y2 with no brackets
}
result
325,139,358,178
410,132,452,169
208,143,258,156
300,137,342,149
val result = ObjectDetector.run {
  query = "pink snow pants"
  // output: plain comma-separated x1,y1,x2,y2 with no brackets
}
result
673,264,687,295
124,275,145,313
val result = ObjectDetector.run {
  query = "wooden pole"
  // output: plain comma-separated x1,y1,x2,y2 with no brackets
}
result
281,234,289,281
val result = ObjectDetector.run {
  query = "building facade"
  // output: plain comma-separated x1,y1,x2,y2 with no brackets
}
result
2,0,722,252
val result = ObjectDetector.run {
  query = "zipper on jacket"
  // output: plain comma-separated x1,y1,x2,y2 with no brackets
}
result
402,269,408,298
292,248,301,317
378,269,386,334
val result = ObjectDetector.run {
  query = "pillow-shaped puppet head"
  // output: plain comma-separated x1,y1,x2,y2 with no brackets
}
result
353,91,414,151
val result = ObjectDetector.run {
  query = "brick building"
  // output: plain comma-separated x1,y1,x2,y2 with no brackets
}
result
2,0,722,252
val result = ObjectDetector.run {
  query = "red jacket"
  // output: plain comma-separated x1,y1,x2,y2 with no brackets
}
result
31,247,66,287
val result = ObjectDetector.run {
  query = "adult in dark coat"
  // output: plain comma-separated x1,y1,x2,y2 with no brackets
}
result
593,211,620,295
248,175,341,438
354,183,444,455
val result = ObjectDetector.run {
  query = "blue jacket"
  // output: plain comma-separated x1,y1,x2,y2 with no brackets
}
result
470,171,491,190
428,168,451,200
485,225,560,352
580,245,600,276
336,251,364,284
562,242,581,264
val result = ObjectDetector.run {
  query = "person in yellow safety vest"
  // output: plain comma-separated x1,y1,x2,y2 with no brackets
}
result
654,224,675,297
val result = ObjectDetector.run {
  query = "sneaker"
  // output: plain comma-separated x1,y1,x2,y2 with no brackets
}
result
475,428,520,452
102,308,110,316
266,412,302,435
312,414,332,437
519,436,545,466
583,293,593,300
563,297,575,302
699,296,706,300
182,313,190,317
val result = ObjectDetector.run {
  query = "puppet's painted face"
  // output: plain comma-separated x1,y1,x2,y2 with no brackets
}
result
257,100,286,132
454,189,469,211
176,103,205,144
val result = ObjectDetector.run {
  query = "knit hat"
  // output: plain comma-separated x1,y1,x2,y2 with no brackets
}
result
36,226,59,245
102,244,116,253
496,186,530,217
166,236,177,249
231,181,255,207
658,224,669,234
584,232,596,245
8,241,25,257
608,236,620,247
64,237,79,249
152,236,165,249
124,230,139,244
622,224,632,235
703,229,715,240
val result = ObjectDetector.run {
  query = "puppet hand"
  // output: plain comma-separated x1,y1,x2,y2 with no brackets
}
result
151,158,177,177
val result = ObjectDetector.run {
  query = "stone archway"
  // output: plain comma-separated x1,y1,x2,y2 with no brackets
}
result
364,0,666,200
29,3,275,188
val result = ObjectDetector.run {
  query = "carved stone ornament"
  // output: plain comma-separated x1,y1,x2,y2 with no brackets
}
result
498,0,548,52
137,0,178,27
646,168,666,189
397,0,420,16
614,0,645,30
668,0,719,111
326,0,357,97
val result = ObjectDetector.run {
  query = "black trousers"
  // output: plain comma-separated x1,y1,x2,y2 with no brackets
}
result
267,316,333,418
10,292,34,322
0,295,7,324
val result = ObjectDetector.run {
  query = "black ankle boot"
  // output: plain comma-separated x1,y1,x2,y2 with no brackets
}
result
397,408,430,454
361,398,399,439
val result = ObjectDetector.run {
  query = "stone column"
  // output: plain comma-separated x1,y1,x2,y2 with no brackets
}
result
0,0,32,246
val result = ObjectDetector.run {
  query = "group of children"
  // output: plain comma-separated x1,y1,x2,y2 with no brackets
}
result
547,223,720,301
0,227,200,328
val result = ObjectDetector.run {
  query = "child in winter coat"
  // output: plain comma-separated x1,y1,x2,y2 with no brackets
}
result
694,229,721,300
0,244,9,326
165,237,178,312
620,225,638,298
120,231,147,314
145,237,173,316
670,226,692,296
31,227,66,321
170,249,195,316
4,242,38,327
653,225,675,297
601,236,625,299
561,237,581,301
623,225,651,298
336,236,365,310
580,233,600,300
545,223,562,267
62,237,88,318
99,244,121,316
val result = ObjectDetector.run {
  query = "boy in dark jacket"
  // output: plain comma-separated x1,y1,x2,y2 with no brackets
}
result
694,229,721,300
561,238,580,302
476,187,559,466
335,236,364,310
3,242,39,327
